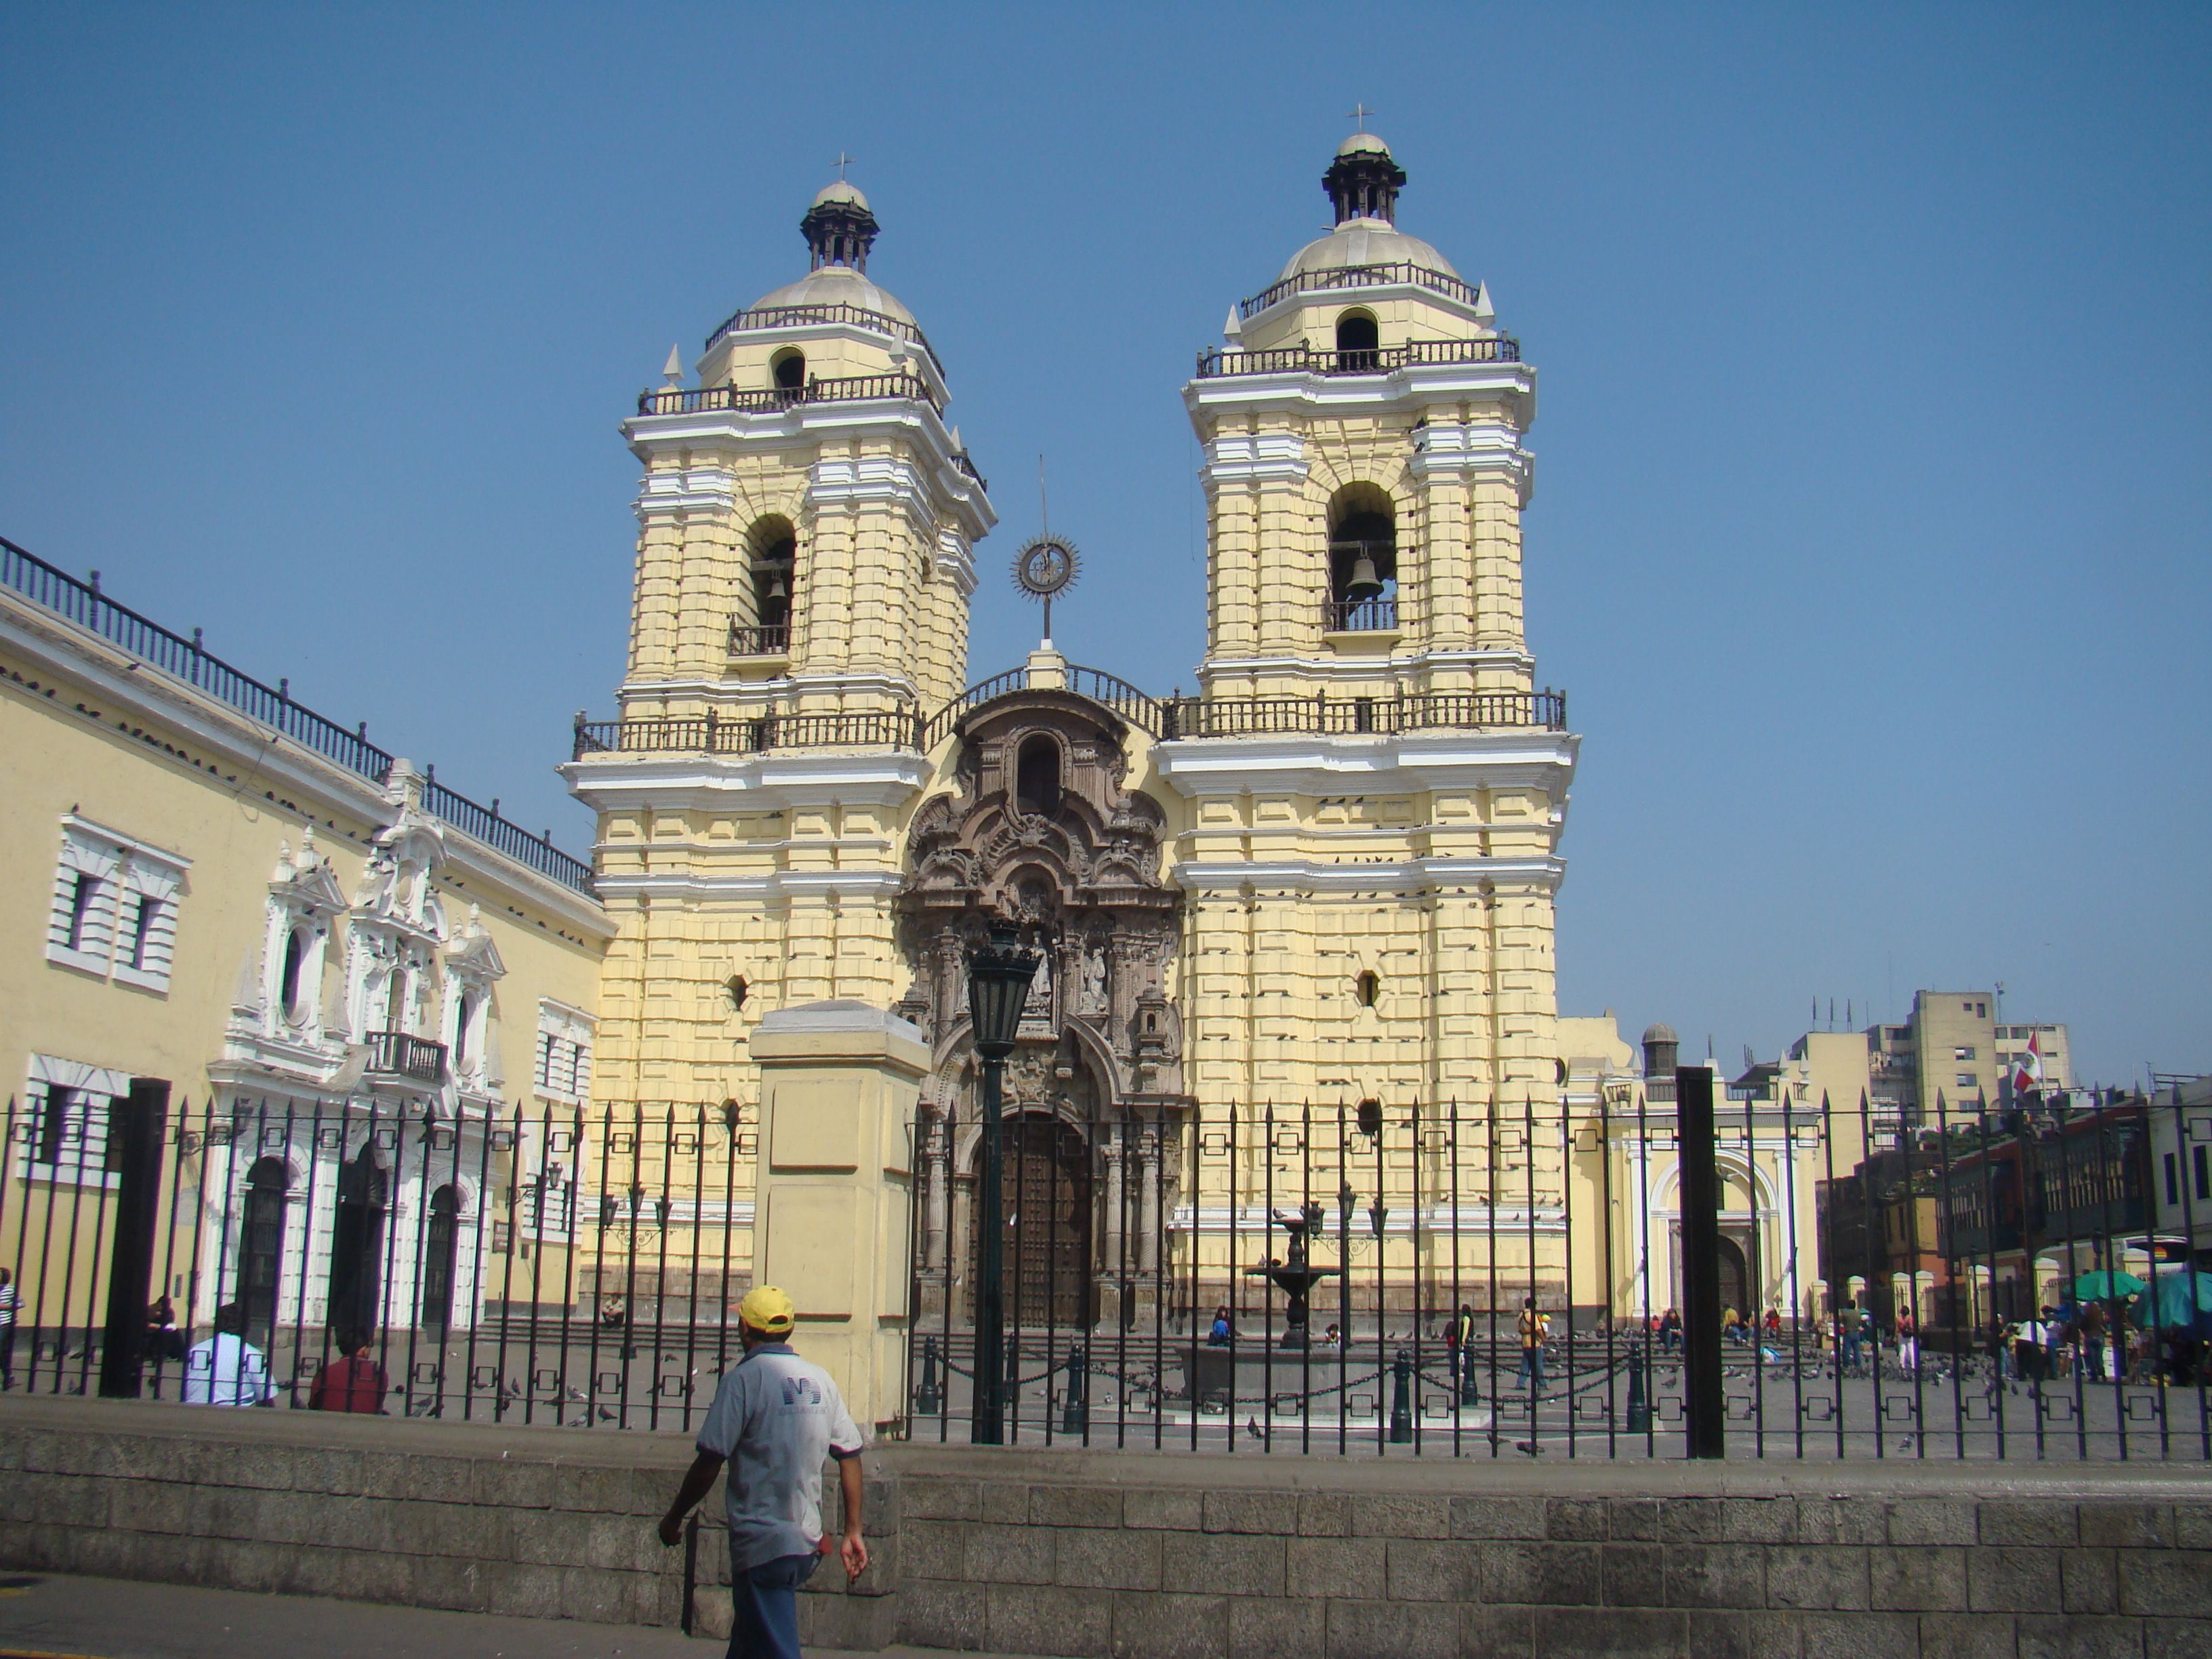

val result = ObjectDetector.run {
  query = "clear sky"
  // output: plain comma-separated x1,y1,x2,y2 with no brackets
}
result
3,6,2206,1088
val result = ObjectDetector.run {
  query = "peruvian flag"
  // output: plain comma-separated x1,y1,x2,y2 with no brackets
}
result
2011,1033,2045,1099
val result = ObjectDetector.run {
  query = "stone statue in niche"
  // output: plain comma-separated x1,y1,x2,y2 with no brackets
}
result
1081,943,1108,1014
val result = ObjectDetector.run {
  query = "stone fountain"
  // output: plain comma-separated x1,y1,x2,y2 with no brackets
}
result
1244,1209,1339,1349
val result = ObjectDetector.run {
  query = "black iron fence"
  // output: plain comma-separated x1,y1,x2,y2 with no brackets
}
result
8,1082,2202,1462
903,1087,2212,1460
634,373,940,419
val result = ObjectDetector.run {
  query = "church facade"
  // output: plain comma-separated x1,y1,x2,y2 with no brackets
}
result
567,133,1579,1325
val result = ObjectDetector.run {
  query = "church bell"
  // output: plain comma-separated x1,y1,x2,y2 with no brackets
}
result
1343,554,1385,604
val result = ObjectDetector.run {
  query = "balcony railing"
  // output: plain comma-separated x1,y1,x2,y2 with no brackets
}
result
636,372,941,418
1195,336,1521,380
1162,689,1568,740
1324,595,1399,633
1237,261,1488,320
573,708,922,760
702,301,943,378
0,535,594,895
728,621,790,657
364,1030,447,1084
575,682,1568,760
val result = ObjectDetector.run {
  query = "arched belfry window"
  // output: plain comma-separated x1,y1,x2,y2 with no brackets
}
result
735,516,796,656
1015,735,1061,819
1327,485,1398,633
771,349,805,394
1334,310,1379,372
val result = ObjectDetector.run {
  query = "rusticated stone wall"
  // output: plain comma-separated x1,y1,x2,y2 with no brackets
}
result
5,1396,2211,1658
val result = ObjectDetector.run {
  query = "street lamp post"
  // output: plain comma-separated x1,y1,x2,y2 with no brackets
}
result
967,923,1040,1445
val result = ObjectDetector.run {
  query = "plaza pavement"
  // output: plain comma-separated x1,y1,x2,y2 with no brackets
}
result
0,1573,1040,1659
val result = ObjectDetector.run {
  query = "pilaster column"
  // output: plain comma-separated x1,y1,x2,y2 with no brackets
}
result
1102,1122,1126,1274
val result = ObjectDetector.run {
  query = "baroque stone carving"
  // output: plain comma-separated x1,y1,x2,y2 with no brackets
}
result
896,689,1184,1110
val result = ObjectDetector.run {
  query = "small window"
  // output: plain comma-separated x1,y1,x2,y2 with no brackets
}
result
2165,1153,2180,1208
1334,310,1379,369
2194,1144,2208,1202
1954,1046,1975,1061
1015,735,1061,817
1356,1099,1384,1138
1976,1002,1987,1017
453,990,476,1071
47,816,187,991
280,928,306,1020
1956,1073,1977,1088
772,350,805,392
726,974,749,1013
1355,970,1379,1008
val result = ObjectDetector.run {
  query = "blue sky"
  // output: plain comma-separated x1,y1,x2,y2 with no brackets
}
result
3,6,2206,1086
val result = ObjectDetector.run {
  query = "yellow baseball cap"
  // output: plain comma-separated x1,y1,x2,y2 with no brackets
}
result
738,1284,796,1336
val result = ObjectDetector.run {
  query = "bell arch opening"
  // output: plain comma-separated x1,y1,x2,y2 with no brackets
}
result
1327,483,1397,631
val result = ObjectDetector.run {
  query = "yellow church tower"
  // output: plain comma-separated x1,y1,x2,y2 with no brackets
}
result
1157,128,1578,1115
568,176,995,1121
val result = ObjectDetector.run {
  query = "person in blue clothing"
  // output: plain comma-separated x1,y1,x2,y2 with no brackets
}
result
659,1286,867,1659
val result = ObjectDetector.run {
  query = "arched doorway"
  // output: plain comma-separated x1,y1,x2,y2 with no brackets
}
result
236,1157,289,1344
972,1113,1092,1330
420,1185,459,1331
327,1143,388,1336
1715,1235,1750,1321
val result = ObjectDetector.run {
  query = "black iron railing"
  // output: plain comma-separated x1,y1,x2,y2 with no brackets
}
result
635,373,940,418
1196,336,1521,380
572,708,922,760
1,535,594,895
1324,596,1399,633
727,622,790,657
6,1083,2203,1456
921,663,1167,747
702,301,943,376
1163,689,1567,739
1238,260,1487,320
363,1031,447,1084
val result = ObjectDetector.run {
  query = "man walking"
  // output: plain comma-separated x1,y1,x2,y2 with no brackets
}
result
1515,1296,1549,1397
659,1286,867,1659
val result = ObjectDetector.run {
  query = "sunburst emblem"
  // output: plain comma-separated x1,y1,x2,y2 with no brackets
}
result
1013,534,1080,600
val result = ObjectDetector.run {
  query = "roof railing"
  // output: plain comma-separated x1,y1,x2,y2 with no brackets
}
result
0,533,595,895
1195,335,1520,380
636,371,941,419
1237,260,1486,321
702,300,944,377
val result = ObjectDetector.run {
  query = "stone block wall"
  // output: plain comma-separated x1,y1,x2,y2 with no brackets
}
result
5,1396,2209,1659
880,1446,2212,1659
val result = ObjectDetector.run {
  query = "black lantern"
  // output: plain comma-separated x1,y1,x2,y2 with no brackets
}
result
965,922,1041,1443
966,923,1039,1057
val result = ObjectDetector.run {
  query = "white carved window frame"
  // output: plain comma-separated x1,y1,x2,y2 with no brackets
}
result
531,998,596,1106
17,1054,130,1189
45,815,190,994
262,861,345,1043
442,943,507,1094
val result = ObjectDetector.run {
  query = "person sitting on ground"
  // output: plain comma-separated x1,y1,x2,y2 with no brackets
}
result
182,1303,274,1408
1207,1304,1234,1347
1320,1322,1343,1351
308,1326,388,1413
600,1292,627,1328
658,1286,866,1659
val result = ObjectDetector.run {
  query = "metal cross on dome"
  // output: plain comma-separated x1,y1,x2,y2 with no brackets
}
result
1347,102,1375,130
833,150,855,180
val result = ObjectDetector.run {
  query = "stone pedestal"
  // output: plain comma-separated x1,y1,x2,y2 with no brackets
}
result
753,1000,929,1432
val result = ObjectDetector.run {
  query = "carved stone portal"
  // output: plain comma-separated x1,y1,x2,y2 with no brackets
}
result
895,689,1187,1324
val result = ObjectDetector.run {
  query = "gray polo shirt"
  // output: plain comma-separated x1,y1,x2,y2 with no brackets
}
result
697,1343,864,1570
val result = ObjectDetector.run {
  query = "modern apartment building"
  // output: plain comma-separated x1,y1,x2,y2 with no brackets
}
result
1863,990,2071,1125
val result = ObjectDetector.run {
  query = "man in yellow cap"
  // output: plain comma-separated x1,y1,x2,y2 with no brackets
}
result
659,1285,867,1659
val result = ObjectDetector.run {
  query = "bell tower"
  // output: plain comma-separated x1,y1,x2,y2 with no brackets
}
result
569,174,996,1120
1189,130,1535,708
1158,131,1577,1116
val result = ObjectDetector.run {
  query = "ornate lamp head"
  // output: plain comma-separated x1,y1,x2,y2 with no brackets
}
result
966,922,1041,1059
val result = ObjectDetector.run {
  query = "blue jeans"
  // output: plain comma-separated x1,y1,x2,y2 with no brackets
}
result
731,1551,819,1659
1517,1348,1546,1391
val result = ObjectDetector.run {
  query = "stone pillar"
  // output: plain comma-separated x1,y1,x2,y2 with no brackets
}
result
923,1120,949,1270
752,1001,930,1431
1102,1124,1126,1275
1139,1134,1161,1274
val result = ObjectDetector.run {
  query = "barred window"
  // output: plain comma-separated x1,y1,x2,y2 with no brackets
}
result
533,1000,595,1103
17,1057,127,1187
45,815,188,992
